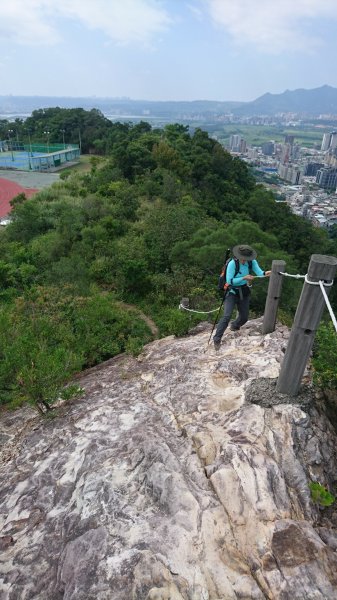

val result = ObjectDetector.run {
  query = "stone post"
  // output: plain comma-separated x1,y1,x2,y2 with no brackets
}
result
276,254,337,396
262,260,286,334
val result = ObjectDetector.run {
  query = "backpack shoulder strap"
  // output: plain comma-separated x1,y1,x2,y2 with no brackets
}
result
232,258,252,283
234,258,240,277
227,258,240,285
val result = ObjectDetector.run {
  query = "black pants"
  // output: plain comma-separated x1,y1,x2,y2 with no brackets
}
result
213,289,250,343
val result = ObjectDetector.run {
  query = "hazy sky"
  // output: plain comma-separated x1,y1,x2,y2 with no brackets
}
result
1,0,337,102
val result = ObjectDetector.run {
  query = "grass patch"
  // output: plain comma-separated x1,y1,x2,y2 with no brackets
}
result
59,155,106,178
213,124,329,148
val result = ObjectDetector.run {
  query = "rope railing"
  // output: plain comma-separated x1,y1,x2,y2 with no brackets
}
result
279,271,334,286
278,271,305,279
178,304,220,314
277,255,337,395
179,275,269,315
279,271,336,332
179,270,337,330
319,280,337,332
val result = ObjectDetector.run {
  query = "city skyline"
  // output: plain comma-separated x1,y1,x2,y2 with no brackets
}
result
1,0,337,102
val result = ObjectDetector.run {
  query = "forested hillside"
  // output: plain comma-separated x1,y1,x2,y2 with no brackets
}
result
1,118,336,410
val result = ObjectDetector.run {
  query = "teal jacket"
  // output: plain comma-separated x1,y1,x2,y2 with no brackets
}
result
226,259,264,293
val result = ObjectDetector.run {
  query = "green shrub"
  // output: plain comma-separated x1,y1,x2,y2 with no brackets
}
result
309,481,335,507
312,323,337,390
0,288,154,410
154,307,202,337
17,345,81,411
60,384,85,401
71,294,153,366
0,302,82,410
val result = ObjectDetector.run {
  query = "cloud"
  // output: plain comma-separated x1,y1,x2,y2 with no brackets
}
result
187,3,204,21
0,0,172,46
0,1,60,45
205,0,337,53
56,0,172,46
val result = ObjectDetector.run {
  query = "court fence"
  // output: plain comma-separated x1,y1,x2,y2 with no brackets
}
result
0,140,80,172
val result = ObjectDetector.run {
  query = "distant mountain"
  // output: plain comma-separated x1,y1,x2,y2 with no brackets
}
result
0,96,244,120
1,86,337,121
233,85,337,116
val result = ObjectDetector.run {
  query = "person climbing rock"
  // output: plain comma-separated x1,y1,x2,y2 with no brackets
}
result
213,244,271,350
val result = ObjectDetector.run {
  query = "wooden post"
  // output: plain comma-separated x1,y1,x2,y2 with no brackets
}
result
276,254,337,396
180,298,189,309
262,259,286,334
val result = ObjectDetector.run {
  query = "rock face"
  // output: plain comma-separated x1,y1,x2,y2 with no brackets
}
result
1,318,337,600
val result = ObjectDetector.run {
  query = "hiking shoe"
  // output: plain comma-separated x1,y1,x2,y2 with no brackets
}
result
213,340,221,351
230,325,240,331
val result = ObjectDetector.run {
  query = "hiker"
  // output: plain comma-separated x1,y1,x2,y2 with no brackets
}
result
213,244,271,350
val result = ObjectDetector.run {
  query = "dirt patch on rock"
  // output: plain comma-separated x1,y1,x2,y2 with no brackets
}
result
245,377,315,409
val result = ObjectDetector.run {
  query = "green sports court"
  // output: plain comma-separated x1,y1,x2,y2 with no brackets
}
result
0,139,80,171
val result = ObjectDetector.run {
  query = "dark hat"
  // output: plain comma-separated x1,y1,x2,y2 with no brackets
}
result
232,244,257,261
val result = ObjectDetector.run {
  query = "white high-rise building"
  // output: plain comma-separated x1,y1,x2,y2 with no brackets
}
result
321,133,331,151
229,134,242,151
330,132,337,150
321,131,337,151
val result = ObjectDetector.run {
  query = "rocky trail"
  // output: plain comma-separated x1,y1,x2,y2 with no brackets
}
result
0,318,337,599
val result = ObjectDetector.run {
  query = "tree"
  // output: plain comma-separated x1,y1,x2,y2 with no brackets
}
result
142,199,206,271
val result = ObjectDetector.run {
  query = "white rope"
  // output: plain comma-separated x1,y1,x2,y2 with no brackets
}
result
279,271,334,287
179,303,220,314
178,277,268,314
319,281,337,333
305,274,333,287
279,271,305,279
279,271,336,331
179,273,337,331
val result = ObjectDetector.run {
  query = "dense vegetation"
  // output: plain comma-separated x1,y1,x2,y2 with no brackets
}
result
0,107,113,154
1,115,336,411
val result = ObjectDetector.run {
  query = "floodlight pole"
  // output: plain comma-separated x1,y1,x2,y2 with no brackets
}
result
44,130,50,153
27,130,33,156
8,130,14,161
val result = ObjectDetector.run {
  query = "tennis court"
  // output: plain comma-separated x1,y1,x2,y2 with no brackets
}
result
0,151,47,170
0,142,80,172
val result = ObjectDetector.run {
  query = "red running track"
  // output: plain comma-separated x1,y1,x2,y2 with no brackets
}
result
0,177,38,219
